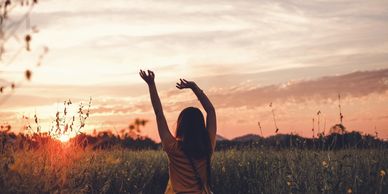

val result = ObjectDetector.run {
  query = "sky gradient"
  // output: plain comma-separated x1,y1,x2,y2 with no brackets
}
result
1,0,388,141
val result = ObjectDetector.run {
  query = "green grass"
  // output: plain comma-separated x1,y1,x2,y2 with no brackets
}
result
1,145,387,194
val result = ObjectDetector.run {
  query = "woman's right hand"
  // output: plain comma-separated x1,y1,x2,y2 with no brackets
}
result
139,69,155,85
176,79,197,90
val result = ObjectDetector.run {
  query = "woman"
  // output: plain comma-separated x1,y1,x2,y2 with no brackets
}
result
139,69,216,194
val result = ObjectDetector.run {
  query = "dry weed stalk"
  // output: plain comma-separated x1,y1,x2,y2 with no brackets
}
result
269,102,279,133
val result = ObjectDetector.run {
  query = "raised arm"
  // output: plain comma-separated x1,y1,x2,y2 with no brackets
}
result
139,70,174,146
176,79,217,150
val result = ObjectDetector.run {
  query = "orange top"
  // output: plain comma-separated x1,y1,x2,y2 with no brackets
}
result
163,138,215,194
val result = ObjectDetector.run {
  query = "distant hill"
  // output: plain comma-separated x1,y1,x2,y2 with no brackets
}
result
216,134,228,141
232,134,263,142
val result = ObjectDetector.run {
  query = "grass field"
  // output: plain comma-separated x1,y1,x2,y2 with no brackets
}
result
1,144,387,194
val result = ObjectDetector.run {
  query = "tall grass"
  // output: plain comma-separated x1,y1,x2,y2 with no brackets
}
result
1,145,387,194
212,149,387,194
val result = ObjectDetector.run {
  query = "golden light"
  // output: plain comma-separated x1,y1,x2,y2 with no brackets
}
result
57,134,71,143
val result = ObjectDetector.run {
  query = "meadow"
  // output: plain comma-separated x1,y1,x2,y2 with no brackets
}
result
1,143,387,194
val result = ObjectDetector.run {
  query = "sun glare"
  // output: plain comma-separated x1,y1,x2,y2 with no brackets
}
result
57,134,71,143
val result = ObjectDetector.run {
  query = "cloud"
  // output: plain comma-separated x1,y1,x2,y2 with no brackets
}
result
13,0,385,86
3,68,387,111
75,68,385,120
0,112,18,121
0,94,57,108
90,103,151,115
197,69,388,108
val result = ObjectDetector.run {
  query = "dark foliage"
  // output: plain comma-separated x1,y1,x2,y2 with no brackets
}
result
216,131,388,151
1,130,386,153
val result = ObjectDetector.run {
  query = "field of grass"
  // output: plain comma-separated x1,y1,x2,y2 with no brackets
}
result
1,144,387,194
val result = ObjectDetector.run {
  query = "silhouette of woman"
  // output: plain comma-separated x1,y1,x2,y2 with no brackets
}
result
140,70,216,194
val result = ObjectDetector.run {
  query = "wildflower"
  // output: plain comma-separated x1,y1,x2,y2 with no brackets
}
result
380,170,386,177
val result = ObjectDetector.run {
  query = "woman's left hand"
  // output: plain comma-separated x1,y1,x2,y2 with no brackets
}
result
176,79,197,90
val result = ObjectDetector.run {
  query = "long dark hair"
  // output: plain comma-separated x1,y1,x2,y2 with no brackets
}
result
175,107,212,186
175,107,212,159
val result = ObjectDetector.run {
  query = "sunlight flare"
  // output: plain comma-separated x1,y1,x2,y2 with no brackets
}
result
57,134,71,143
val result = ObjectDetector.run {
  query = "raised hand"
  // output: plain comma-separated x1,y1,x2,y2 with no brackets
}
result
176,78,216,150
139,69,174,145
139,69,155,85
176,79,197,90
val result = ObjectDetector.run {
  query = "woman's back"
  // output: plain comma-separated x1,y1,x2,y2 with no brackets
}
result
164,139,213,194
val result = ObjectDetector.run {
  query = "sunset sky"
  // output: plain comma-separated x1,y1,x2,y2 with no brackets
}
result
1,0,388,141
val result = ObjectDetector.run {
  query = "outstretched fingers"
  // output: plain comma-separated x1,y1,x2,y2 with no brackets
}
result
180,79,188,85
178,79,186,87
139,69,152,77
139,70,145,78
176,82,183,89
148,70,155,78
176,78,196,90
